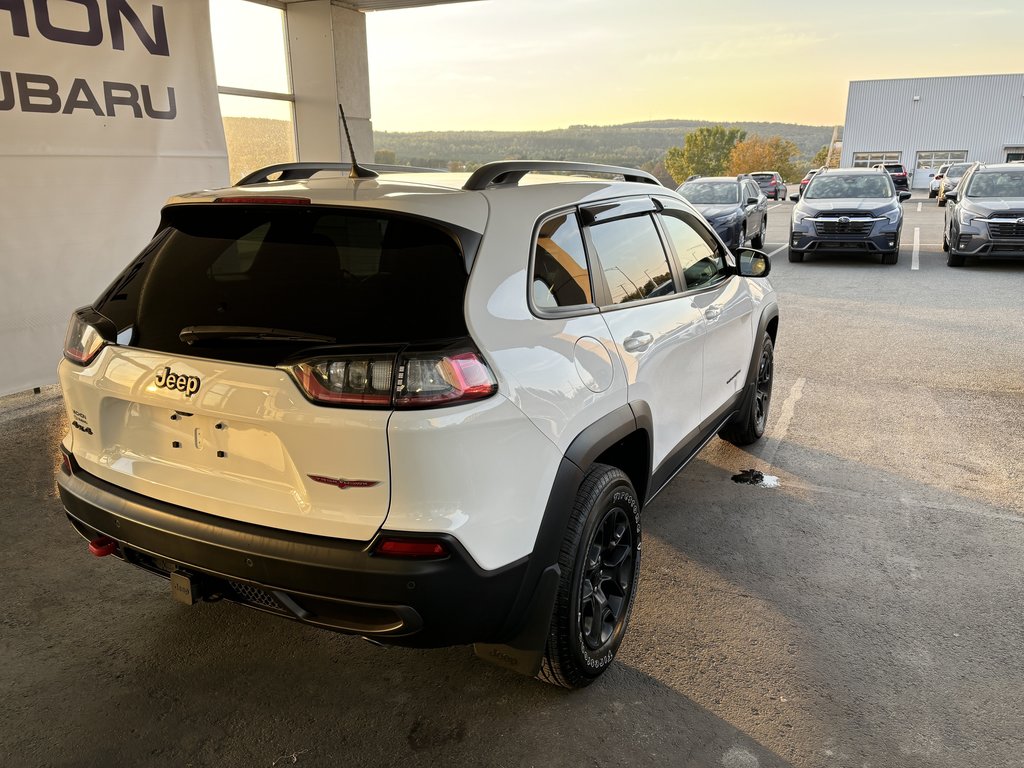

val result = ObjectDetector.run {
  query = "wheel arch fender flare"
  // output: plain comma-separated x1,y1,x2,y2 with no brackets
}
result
475,402,653,676
746,303,779,390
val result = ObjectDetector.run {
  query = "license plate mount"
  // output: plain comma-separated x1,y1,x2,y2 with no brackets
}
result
170,570,200,606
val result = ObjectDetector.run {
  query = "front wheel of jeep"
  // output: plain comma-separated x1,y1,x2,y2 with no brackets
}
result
538,464,641,689
720,333,774,446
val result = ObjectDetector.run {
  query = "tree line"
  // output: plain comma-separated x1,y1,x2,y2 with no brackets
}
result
374,119,833,184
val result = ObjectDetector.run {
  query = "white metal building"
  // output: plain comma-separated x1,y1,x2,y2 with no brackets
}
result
840,74,1024,190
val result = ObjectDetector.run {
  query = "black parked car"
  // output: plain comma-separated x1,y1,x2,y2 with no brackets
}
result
676,175,768,250
872,162,910,192
750,171,788,201
788,168,911,264
943,163,1024,266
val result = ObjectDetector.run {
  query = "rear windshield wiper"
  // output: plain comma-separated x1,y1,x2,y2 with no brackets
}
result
179,326,336,345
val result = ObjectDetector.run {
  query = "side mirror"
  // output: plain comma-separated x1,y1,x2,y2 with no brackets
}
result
746,197,759,205
898,191,912,202
945,190,958,202
737,248,771,278
789,194,800,202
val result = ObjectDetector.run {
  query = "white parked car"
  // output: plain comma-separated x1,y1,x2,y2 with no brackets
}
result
929,163,951,199
57,160,779,688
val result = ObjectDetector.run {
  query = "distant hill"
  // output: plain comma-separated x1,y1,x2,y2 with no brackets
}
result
373,119,836,174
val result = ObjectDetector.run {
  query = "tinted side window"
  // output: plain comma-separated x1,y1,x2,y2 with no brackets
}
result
660,213,726,290
744,181,759,201
532,212,592,309
588,215,675,305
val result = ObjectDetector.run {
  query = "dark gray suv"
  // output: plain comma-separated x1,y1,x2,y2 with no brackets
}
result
788,168,911,264
676,175,768,250
943,163,1024,266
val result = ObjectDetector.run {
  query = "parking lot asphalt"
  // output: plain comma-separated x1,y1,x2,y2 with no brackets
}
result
3,194,1023,768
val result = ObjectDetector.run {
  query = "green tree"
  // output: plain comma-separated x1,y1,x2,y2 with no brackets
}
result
374,148,396,164
665,126,746,183
811,144,829,168
727,135,802,181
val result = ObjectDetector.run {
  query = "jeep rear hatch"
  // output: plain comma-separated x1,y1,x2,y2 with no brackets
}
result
59,203,480,540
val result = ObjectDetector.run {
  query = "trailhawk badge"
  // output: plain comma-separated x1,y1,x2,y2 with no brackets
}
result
308,474,380,491
154,366,201,397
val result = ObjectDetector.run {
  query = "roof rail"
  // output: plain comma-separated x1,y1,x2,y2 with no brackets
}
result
236,162,445,186
462,161,661,191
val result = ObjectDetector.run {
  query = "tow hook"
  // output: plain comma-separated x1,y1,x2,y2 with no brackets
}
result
88,536,118,557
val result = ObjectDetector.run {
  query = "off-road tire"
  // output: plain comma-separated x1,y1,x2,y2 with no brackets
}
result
881,248,899,265
538,464,641,689
720,334,774,446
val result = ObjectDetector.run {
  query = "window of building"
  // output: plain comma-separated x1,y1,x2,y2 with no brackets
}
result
852,152,901,168
915,150,968,170
1006,148,1024,163
589,216,675,305
210,0,296,184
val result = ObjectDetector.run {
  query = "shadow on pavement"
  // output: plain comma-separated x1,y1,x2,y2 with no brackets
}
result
2,400,792,768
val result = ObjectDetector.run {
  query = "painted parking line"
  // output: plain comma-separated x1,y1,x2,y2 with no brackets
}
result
765,244,787,258
768,203,783,211
911,227,920,271
917,202,922,212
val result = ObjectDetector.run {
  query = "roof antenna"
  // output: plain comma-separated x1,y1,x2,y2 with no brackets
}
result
339,103,378,179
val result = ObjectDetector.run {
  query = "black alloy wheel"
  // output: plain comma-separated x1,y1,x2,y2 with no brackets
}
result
579,507,634,651
539,464,641,689
752,339,773,434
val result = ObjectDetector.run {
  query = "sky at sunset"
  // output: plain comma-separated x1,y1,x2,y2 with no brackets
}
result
365,0,1024,131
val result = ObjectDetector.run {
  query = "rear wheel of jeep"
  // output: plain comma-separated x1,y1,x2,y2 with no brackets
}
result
538,464,641,689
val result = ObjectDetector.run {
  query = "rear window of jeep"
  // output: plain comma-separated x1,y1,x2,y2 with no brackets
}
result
93,205,472,365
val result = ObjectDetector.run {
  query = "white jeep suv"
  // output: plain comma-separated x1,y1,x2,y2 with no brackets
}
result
57,160,778,688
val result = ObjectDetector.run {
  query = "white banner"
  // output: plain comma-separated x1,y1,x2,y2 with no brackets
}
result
0,0,229,396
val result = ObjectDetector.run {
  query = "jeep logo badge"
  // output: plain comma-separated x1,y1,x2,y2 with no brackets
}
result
154,366,201,397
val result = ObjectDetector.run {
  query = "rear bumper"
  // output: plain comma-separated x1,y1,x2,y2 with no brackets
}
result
56,455,532,647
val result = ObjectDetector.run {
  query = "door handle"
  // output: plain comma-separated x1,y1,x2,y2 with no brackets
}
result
704,307,722,321
623,331,654,353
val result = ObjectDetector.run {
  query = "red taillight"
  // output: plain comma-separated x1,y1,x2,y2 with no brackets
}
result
292,357,395,406
395,351,497,407
288,344,497,409
375,537,448,558
63,311,108,366
60,451,73,475
214,196,311,205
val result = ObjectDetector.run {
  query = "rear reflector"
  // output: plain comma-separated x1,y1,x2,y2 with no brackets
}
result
375,538,448,558
214,196,311,205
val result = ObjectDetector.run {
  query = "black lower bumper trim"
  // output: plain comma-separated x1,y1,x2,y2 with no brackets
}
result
57,463,530,647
